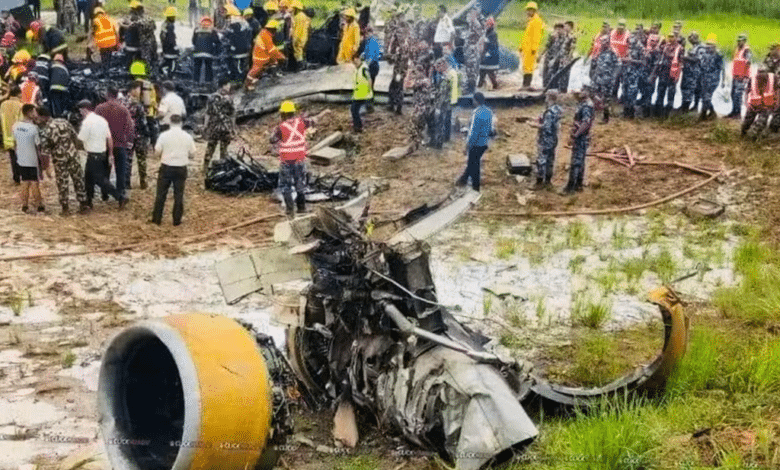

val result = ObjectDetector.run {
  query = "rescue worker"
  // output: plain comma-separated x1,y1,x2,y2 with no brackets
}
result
351,53,372,132
130,60,159,144
638,33,660,117
48,54,69,117
245,8,261,39
456,92,495,192
763,42,780,75
225,4,252,81
741,66,777,139
121,1,142,65
610,19,629,99
120,81,150,189
276,0,293,52
245,19,284,89
269,101,329,217
0,31,17,57
31,53,50,101
540,22,563,89
203,77,235,173
20,72,42,106
699,33,724,121
463,6,484,95
592,34,617,123
444,53,459,142
336,8,359,64
588,21,610,61
564,85,595,195
519,1,543,88
291,0,309,70
479,17,500,90
6,50,30,83
214,0,228,30
680,31,704,112
386,17,411,115
528,89,561,189
192,15,221,83
92,7,119,72
260,0,277,28
1,86,23,184
655,33,682,118
429,58,452,149
729,33,751,118
160,7,178,77
38,107,89,215
30,21,68,61
621,24,644,118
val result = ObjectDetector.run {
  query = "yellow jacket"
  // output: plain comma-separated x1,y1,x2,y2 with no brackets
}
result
292,11,310,61
519,13,544,74
336,21,360,64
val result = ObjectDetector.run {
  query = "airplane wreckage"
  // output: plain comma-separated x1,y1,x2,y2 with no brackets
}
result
98,190,690,470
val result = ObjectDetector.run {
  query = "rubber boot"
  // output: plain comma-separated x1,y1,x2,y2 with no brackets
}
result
602,108,610,124
283,193,295,217
139,175,147,190
295,193,306,214
523,73,532,87
699,106,708,121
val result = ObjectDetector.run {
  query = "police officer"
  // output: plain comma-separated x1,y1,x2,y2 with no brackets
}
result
592,34,617,122
680,31,704,112
621,24,644,118
529,90,562,189
699,33,724,121
729,33,751,118
564,85,595,195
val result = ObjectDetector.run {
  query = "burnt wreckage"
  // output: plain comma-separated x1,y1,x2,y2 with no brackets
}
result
99,192,689,470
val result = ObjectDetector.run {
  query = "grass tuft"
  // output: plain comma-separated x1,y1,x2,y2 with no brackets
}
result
573,299,611,329
715,240,780,325
495,238,518,260
566,220,591,248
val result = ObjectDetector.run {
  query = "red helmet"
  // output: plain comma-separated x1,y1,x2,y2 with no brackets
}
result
0,31,15,47
29,21,41,33
485,17,495,29
200,15,213,25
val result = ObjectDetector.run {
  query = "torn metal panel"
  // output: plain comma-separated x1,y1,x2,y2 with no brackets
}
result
216,247,311,303
388,189,482,245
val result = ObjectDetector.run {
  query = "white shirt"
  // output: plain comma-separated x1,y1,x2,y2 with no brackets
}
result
78,112,111,153
158,92,186,126
434,15,455,43
154,124,196,167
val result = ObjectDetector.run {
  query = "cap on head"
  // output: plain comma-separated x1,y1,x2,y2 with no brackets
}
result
279,0,290,8
617,19,626,27
706,33,717,45
164,6,177,17
279,100,296,113
243,7,253,15
0,31,15,47
737,33,747,41
12,50,31,64
291,0,303,9
266,19,279,29
93,6,105,15
29,20,41,33
225,4,240,16
200,15,213,25
673,20,682,28
343,8,356,18
129,0,142,10
53,53,64,61
525,1,538,10
264,0,278,11
130,60,147,76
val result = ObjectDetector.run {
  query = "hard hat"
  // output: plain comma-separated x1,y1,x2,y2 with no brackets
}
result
279,0,290,8
129,0,142,9
485,17,495,28
29,21,41,33
226,5,241,16
264,0,278,11
12,50,31,64
291,0,303,9
200,15,213,25
0,31,15,47
130,60,147,76
93,6,105,15
266,19,279,29
53,53,64,61
25,29,34,41
706,33,717,44
164,6,177,17
343,8,356,18
525,1,538,10
243,8,253,15
279,100,296,113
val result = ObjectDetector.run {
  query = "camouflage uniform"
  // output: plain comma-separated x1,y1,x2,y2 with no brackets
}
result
593,45,618,109
730,47,751,116
60,0,77,34
463,12,484,95
535,103,562,184
387,21,411,114
764,53,780,74
622,33,644,117
39,118,87,209
655,43,682,116
639,45,661,114
120,95,150,188
126,13,158,67
698,47,723,119
680,42,704,110
566,97,595,192
558,32,577,91
203,92,235,171
428,70,452,149
408,67,432,149
542,34,563,88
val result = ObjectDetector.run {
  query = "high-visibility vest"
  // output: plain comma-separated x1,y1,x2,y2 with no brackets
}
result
733,46,750,79
253,29,283,63
277,117,308,162
447,68,459,105
669,45,682,81
353,62,373,100
610,30,628,58
748,73,776,109
94,15,118,49
20,80,40,104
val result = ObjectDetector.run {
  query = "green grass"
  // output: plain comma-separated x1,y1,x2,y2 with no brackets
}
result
648,248,677,283
61,351,77,369
715,239,780,325
621,257,648,284
568,254,587,274
495,237,518,259
566,220,591,249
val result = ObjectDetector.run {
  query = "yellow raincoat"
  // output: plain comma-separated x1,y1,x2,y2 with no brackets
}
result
336,20,360,64
292,11,310,61
519,13,544,74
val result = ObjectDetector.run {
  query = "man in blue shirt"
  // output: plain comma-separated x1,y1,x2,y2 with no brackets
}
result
361,26,382,112
456,92,495,191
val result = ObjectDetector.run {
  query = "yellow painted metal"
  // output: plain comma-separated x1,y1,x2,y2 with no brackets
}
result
644,286,690,390
164,313,273,469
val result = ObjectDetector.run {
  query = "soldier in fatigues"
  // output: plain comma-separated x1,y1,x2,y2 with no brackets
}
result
621,25,644,118
541,23,563,88
699,33,724,121
680,32,704,112
559,21,576,91
564,85,595,194
203,77,236,173
38,108,89,215
592,35,617,122
764,43,780,74
463,7,483,95
428,58,452,149
121,81,150,189
135,4,158,68
406,65,432,151
639,33,660,117
386,16,410,114
60,0,77,34
528,90,561,189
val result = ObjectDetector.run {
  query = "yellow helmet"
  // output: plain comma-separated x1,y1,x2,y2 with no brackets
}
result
129,0,142,9
291,0,303,9
266,19,280,29
706,33,717,44
264,0,278,11
279,101,296,113
279,0,290,8
130,60,147,76
343,8,356,18
525,1,538,9
12,50,31,64
25,29,34,41
226,5,241,16
243,8,253,15
93,6,106,15
164,6,177,17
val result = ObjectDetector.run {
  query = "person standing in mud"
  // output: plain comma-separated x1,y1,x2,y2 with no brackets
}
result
559,21,576,92
456,92,495,192
563,85,595,195
621,24,645,118
463,6,484,95
385,14,411,115
592,35,617,123
529,90,561,190
698,33,724,121
406,64,433,152
680,31,704,113
638,33,660,117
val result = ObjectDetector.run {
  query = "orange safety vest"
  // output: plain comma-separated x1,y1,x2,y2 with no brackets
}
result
94,15,118,49
610,30,628,58
732,46,750,79
669,45,682,81
253,29,284,63
20,80,39,104
277,117,307,162
748,73,776,109
589,32,604,58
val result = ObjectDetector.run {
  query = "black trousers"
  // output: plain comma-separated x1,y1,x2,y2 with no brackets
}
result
49,90,69,118
194,57,213,83
457,145,487,191
8,149,20,183
351,99,367,130
85,152,120,204
152,164,187,225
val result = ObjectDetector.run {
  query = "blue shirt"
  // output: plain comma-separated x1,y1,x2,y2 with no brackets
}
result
466,105,495,149
364,36,382,63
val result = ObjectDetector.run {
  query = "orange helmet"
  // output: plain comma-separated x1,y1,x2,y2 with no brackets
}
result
29,21,41,33
200,15,213,25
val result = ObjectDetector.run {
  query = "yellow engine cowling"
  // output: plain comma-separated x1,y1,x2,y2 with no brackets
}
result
98,313,275,470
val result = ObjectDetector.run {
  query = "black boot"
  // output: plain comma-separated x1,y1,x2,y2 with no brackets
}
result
295,193,306,214
561,182,576,195
602,108,610,123
680,101,690,114
523,74,532,87
283,193,295,217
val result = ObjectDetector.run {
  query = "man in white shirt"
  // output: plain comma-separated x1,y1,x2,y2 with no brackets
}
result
76,99,125,209
157,81,186,132
433,5,454,58
152,114,196,226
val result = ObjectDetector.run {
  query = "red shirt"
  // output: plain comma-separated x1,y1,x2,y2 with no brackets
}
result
94,99,135,149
